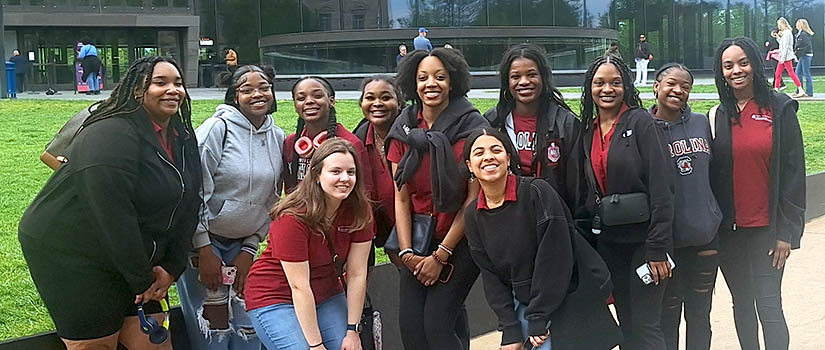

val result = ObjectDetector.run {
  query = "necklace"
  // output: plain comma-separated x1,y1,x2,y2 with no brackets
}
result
737,97,752,111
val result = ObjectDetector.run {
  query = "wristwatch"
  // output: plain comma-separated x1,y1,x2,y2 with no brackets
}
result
347,323,362,333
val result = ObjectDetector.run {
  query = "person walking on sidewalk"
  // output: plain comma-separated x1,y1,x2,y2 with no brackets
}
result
711,37,806,350
794,19,815,97
773,17,806,97
634,34,653,86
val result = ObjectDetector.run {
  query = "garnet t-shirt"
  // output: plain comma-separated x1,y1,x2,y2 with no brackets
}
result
512,113,537,174
244,207,375,311
386,113,468,239
731,100,773,227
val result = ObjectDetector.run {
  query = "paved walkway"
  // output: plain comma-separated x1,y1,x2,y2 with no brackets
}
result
470,216,825,349
11,87,825,102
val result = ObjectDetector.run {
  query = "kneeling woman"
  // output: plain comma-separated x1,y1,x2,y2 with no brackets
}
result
463,127,620,350
244,139,374,350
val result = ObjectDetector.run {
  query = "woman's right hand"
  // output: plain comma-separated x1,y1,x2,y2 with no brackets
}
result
403,254,425,273
198,245,222,290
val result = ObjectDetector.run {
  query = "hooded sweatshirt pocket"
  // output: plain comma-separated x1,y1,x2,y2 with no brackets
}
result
208,199,269,238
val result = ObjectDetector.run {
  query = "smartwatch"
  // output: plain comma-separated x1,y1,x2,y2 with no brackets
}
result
347,323,362,333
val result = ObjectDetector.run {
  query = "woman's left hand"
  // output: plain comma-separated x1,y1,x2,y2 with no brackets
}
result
232,251,254,298
340,331,362,350
529,330,550,347
414,256,444,287
134,266,174,304
769,240,792,269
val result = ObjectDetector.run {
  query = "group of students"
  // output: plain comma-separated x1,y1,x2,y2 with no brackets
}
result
19,35,805,350
767,17,816,98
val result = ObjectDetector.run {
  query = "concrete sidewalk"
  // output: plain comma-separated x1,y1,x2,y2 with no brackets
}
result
470,216,825,349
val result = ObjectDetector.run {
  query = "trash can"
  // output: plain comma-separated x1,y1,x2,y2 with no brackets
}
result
5,61,16,99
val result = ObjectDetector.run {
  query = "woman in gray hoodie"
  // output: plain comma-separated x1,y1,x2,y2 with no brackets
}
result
649,63,722,350
178,65,285,349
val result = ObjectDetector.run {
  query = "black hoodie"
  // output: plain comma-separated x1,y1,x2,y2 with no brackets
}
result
709,93,805,248
649,104,722,248
385,97,489,213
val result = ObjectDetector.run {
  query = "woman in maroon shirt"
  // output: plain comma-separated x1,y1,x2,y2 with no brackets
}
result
386,47,489,350
710,37,805,350
245,139,374,350
353,75,406,265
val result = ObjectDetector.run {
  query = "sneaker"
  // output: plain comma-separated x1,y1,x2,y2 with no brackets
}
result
94,91,101,95
778,85,787,91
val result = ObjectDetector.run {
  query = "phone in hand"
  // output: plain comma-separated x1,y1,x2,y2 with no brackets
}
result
221,265,237,285
636,253,675,285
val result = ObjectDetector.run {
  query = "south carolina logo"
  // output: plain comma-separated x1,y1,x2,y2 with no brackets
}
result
676,155,693,176
547,141,561,163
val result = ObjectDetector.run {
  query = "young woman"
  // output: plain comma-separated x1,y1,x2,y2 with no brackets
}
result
649,63,722,350
387,47,489,350
578,55,674,349
19,56,201,349
774,17,806,97
711,37,805,350
463,127,621,350
794,18,815,97
245,139,374,350
353,75,406,264
484,44,581,209
282,76,373,195
177,65,285,350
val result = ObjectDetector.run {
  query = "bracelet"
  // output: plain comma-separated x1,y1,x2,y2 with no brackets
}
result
432,252,448,265
309,342,324,348
437,244,454,256
397,248,414,258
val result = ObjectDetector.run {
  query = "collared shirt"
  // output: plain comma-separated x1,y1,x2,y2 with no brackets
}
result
365,123,396,224
152,121,177,163
590,103,630,194
732,99,773,227
477,174,518,210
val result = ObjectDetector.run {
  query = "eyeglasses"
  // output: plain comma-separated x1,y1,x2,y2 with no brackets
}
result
237,84,273,95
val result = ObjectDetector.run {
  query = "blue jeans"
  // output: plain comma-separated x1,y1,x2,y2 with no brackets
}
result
795,55,814,96
514,298,552,350
86,73,99,92
249,293,347,350
177,239,262,350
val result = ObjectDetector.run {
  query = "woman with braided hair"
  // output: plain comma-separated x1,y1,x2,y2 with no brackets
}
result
19,56,202,349
577,55,674,349
281,76,373,195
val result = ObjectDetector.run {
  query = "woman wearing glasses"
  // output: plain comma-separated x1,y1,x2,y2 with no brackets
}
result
177,65,285,349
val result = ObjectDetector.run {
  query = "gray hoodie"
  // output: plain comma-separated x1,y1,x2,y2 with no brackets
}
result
194,104,286,250
650,105,723,248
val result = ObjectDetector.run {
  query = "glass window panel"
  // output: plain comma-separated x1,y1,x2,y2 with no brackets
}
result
487,0,520,26
303,0,342,32
523,0,554,26
153,0,168,7
417,0,451,26
586,0,613,27
554,0,583,26
387,0,413,28
261,0,301,35
216,0,260,62
342,0,377,29
173,0,188,7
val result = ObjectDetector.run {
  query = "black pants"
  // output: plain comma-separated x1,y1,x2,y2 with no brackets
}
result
719,227,789,350
398,239,479,350
15,73,25,93
599,241,668,350
661,237,719,350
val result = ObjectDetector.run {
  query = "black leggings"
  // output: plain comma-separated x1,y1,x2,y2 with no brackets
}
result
598,241,668,350
661,237,719,350
719,227,789,350
398,239,479,350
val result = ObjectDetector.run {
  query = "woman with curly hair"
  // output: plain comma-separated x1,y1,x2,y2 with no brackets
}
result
387,47,489,349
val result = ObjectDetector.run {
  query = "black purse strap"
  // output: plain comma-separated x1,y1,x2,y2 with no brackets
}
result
321,230,348,290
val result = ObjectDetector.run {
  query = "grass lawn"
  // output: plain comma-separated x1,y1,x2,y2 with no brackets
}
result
0,97,823,340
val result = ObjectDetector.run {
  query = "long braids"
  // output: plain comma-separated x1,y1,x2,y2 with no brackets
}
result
82,56,194,137
580,55,642,130
289,76,339,177
713,37,775,124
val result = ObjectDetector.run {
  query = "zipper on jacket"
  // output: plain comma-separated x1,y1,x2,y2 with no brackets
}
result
157,150,185,232
149,239,158,262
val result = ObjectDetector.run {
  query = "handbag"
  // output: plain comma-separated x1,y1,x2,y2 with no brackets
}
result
598,193,651,226
383,214,435,255
321,230,383,350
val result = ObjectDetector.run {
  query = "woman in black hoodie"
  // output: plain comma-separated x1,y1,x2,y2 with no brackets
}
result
386,47,488,350
710,37,805,350
463,127,621,350
649,63,722,350
578,55,674,349
483,44,581,209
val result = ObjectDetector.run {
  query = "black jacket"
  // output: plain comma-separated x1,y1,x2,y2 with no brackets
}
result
795,31,813,57
579,107,674,261
709,93,805,248
483,101,582,208
635,41,652,59
465,177,621,349
19,108,202,294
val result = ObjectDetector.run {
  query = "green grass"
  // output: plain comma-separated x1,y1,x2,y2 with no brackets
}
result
0,98,822,340
559,77,825,95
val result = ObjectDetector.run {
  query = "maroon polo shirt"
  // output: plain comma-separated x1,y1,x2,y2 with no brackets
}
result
365,123,396,225
476,174,518,210
732,100,773,227
152,121,177,163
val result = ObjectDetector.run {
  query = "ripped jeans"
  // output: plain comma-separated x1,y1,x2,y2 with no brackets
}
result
177,239,261,350
661,236,719,350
